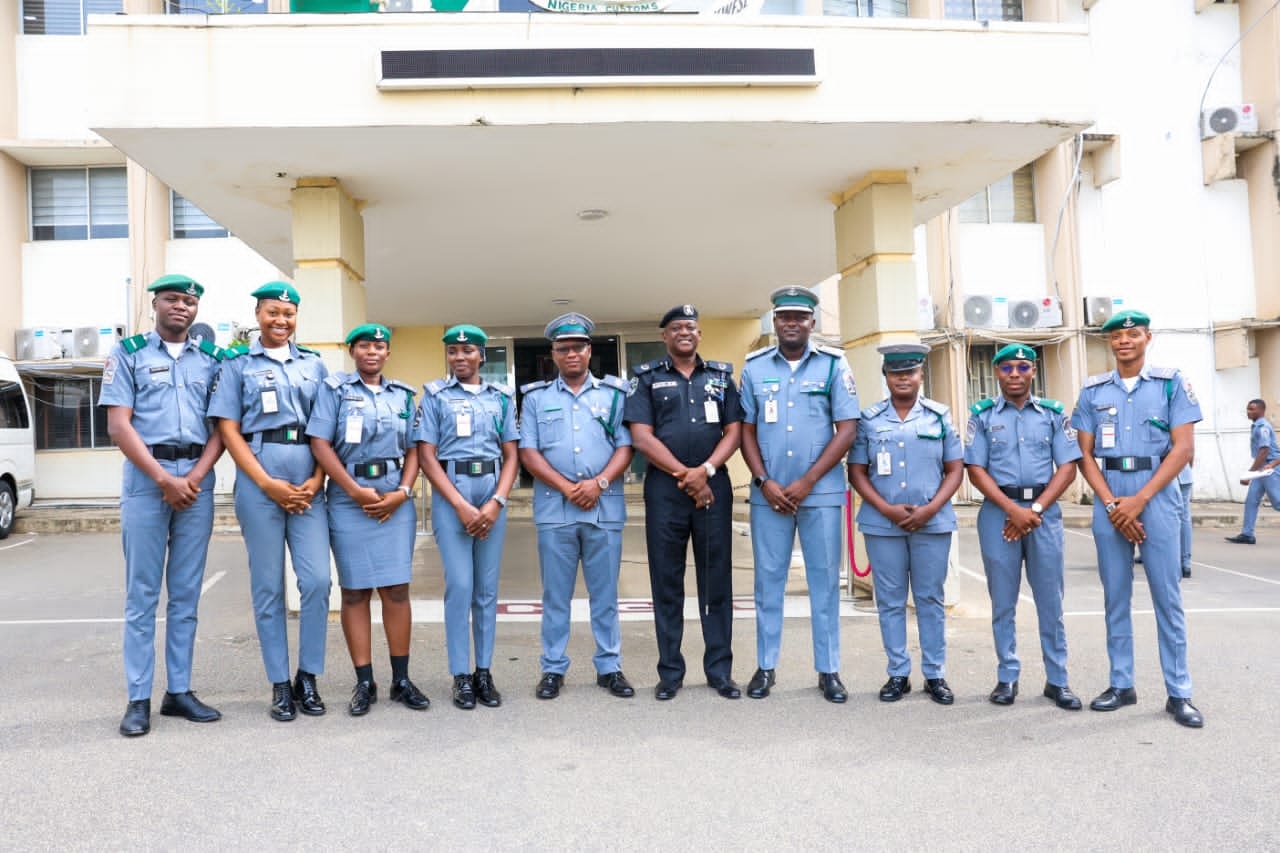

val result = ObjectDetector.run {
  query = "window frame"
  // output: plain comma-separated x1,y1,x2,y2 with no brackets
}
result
20,0,124,36
31,375,114,451
28,166,129,242
170,190,230,240
957,164,1036,225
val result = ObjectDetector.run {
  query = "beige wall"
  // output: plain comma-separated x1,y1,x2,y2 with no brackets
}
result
387,324,447,389
126,160,169,334
693,316,760,488
0,155,24,358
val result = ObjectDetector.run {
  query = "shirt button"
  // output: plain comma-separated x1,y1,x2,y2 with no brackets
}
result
900,481,907,488
898,442,904,448
786,450,793,457
574,447,581,453
788,401,794,407
787,426,793,431
691,418,697,422
899,461,905,467
573,405,579,411
1125,426,1130,430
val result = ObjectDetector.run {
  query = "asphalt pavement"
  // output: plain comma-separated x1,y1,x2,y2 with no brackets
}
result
1,520,1278,850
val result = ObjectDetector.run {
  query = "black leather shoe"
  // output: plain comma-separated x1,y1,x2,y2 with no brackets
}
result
1090,686,1137,711
924,678,954,705
654,680,682,700
473,668,502,707
159,691,221,722
452,674,476,709
536,672,563,700
1182,566,1192,579
1166,697,1204,728
270,681,296,722
747,668,775,699
708,677,741,699
818,672,848,704
879,675,911,702
596,670,635,698
1043,683,1082,710
292,671,325,716
119,699,151,737
988,681,1018,706
349,680,377,716
390,678,430,710
1225,533,1256,544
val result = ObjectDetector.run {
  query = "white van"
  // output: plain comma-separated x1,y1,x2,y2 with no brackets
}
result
0,353,35,538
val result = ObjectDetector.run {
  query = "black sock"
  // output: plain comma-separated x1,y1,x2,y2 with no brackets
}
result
355,663,374,685
390,655,409,683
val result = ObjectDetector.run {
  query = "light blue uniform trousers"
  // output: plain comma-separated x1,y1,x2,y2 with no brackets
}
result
537,523,622,676
432,471,505,675
865,532,951,679
1241,473,1280,537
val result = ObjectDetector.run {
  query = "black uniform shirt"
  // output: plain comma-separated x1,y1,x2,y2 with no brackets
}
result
623,355,744,468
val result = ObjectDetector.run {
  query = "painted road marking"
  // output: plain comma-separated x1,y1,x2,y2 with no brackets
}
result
1063,528,1280,587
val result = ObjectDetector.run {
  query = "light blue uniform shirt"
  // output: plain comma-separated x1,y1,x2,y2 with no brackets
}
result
410,376,516,461
519,374,631,528
849,396,963,535
1251,418,1280,463
964,395,1081,486
306,372,416,467
740,343,859,507
208,340,328,443
98,332,221,445
1070,366,1202,463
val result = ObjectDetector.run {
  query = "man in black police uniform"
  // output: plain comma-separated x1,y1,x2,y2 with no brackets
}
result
624,305,744,700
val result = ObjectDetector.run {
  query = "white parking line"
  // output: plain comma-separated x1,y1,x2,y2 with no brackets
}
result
0,616,160,626
956,565,1034,604
1064,528,1280,587
0,536,35,551
201,570,226,595
388,596,879,624
1064,607,1280,617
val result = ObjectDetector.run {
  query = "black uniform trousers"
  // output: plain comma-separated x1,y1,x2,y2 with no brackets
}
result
644,469,734,684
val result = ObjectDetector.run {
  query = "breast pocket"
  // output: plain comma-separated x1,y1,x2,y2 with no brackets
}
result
805,389,831,419
1142,410,1172,449
537,411,567,447
134,366,174,398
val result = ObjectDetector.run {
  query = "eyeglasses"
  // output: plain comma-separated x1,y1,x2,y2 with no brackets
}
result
552,342,589,355
997,363,1034,375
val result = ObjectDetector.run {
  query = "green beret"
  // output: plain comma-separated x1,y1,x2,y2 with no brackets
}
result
250,281,301,305
442,324,487,346
1100,309,1150,332
770,286,818,313
148,274,203,298
993,344,1037,365
345,323,391,345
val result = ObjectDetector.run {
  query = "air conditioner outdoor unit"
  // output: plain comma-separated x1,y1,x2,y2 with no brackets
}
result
1084,295,1123,328
1009,297,1063,329
1202,104,1258,139
14,327,63,360
70,325,124,358
962,294,1009,328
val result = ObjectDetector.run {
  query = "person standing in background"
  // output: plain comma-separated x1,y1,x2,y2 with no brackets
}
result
1225,399,1280,546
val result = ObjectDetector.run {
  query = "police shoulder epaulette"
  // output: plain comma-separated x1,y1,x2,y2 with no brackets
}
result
708,360,734,374
323,374,345,390
601,374,629,393
817,344,846,358
861,400,889,419
1084,372,1112,388
520,380,549,395
424,378,448,396
388,379,415,396
969,398,995,416
1146,366,1177,380
490,381,514,397
1037,398,1065,414
121,334,147,354
196,338,225,361
633,361,654,376
296,345,321,357
920,397,949,416
745,345,774,361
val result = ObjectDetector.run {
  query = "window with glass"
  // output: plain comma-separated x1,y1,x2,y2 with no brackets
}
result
967,343,1045,403
957,164,1035,225
0,381,32,430
21,0,123,35
944,0,1021,21
824,0,908,17
171,191,229,239
30,167,128,241
164,0,267,13
32,376,113,450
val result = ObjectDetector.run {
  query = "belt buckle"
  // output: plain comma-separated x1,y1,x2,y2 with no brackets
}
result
1021,487,1034,501
285,428,298,442
1121,457,1135,471
469,461,482,475
368,462,383,478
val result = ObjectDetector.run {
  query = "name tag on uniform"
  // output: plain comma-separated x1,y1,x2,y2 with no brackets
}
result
456,409,472,437
764,399,778,423
1100,422,1116,450
704,400,719,423
345,414,363,444
877,451,892,476
261,389,279,414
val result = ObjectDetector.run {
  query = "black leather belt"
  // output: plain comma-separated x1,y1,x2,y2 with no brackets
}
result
149,444,204,461
447,459,497,476
252,427,307,445
350,459,401,478
998,484,1047,502
1101,456,1161,472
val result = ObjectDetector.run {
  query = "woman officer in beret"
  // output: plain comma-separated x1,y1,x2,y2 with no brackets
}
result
307,323,430,715
209,281,332,722
413,325,518,710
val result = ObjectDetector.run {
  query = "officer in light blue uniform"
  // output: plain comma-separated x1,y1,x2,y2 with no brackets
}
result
848,343,964,705
209,281,332,722
518,313,635,701
413,323,518,710
1226,398,1280,544
99,274,226,737
1071,309,1203,727
740,285,858,703
964,344,1082,710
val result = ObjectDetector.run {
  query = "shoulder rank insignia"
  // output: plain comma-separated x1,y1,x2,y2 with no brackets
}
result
816,344,846,358
920,397,949,416
707,360,734,374
196,338,225,361
1146,366,1177,380
633,361,654,376
323,374,345,390
121,334,147,354
490,382,514,398
601,375,629,393
745,345,775,361
861,400,889,419
1083,372,1113,388
1037,397,1065,414
388,379,415,396
969,398,995,416
424,378,448,396
520,380,549,395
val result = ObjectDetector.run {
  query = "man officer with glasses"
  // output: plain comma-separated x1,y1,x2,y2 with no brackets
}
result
964,344,1083,710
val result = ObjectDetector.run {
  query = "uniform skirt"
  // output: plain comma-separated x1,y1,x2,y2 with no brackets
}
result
326,468,416,589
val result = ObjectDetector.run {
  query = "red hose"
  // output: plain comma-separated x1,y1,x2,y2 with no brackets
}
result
846,489,871,577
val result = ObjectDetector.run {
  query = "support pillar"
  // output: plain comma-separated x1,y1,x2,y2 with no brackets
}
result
125,160,169,335
290,177,367,373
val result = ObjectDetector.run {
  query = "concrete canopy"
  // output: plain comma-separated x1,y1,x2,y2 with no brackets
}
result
88,14,1093,328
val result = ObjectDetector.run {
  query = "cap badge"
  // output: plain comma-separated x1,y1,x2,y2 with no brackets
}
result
457,330,468,342
186,284,197,296
683,305,694,316
1016,348,1026,359
279,289,290,303
374,328,384,340
1122,318,1133,328
787,287,798,296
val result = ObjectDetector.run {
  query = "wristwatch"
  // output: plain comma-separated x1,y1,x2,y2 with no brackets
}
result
1030,501,1044,515
398,485,413,499
492,494,508,507
596,476,610,490
752,475,768,489
1105,500,1118,514
703,461,716,478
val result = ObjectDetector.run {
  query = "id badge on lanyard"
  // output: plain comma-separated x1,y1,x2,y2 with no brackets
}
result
456,407,472,438
877,450,892,476
1100,422,1116,450
261,389,279,415
345,414,364,444
764,399,778,424
704,400,720,424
